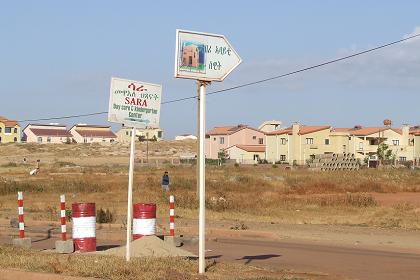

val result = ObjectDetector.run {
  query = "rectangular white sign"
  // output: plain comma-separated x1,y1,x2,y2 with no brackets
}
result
108,77,162,128
174,29,242,82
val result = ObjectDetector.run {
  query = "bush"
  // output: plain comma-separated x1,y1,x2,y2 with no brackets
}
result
96,208,115,224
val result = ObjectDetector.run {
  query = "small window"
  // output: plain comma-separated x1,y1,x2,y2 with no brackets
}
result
305,138,314,145
37,137,42,143
281,138,286,145
213,137,216,141
280,155,286,161
324,139,330,145
47,137,51,143
126,131,129,136
252,136,256,140
5,127,12,134
158,131,162,138
359,142,364,150
14,128,17,133
392,140,399,146
399,156,407,161
0,127,2,133
258,138,263,144
14,137,17,142
220,137,224,144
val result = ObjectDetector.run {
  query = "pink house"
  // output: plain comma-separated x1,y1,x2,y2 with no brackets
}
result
23,124,72,144
205,124,265,159
69,124,117,143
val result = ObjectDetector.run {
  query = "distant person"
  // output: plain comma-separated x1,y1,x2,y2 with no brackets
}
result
162,171,169,191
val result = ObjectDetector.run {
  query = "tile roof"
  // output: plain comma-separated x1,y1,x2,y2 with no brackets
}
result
0,116,19,127
266,126,330,135
29,128,72,137
74,129,117,138
228,145,266,152
207,125,262,135
348,127,402,136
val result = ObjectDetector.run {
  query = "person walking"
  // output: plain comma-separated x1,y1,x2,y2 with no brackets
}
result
162,171,170,191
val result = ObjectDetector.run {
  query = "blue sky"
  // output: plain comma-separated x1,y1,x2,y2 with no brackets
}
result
1,1,419,138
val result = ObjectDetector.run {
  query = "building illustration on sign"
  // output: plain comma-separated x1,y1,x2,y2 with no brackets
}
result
179,41,206,73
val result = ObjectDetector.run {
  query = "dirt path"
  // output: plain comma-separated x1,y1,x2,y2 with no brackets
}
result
0,269,99,280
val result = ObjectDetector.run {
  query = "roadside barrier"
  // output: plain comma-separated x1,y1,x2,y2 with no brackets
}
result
169,195,175,236
133,203,156,240
60,195,67,241
17,191,24,238
72,203,96,252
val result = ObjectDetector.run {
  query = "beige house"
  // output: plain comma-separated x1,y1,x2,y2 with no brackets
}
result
225,145,265,164
23,124,72,144
266,122,420,165
70,124,116,144
116,127,163,143
258,120,282,133
0,116,20,143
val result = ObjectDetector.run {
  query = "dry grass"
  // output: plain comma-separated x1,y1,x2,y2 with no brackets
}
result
1,143,420,229
0,246,304,280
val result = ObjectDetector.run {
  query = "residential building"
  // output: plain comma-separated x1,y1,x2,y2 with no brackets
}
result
175,134,197,141
258,120,282,133
70,124,117,143
225,145,265,164
0,116,20,143
266,122,420,165
23,124,72,144
205,124,265,159
116,127,163,143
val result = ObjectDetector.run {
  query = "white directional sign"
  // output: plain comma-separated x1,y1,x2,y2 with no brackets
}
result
174,29,242,82
108,77,162,129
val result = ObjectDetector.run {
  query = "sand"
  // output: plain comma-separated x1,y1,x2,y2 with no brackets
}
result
99,236,196,258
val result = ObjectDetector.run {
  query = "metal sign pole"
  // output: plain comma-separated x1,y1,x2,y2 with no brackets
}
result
126,126,136,261
196,81,200,199
198,81,207,274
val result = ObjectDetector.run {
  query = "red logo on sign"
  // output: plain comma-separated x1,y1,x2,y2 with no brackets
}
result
128,83,147,92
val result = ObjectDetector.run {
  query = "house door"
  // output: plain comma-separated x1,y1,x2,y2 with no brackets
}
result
189,56,193,66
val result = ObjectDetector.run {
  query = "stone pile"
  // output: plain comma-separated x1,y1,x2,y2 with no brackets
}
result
308,153,360,171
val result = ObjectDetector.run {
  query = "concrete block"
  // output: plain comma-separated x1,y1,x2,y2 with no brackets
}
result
55,239,74,254
12,237,31,249
164,236,183,247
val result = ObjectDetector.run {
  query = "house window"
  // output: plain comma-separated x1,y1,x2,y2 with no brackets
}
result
0,127,2,133
220,137,224,144
324,139,330,145
258,138,263,144
126,131,129,136
305,138,314,145
280,155,286,161
158,131,162,138
281,138,286,145
343,145,346,152
14,137,17,142
392,140,399,146
399,156,407,162
84,138,88,143
14,128,17,133
37,137,42,143
47,137,51,143
359,142,364,150
213,137,216,141
252,136,256,140
5,127,12,134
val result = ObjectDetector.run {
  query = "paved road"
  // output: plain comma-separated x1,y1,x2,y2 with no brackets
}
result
183,238,420,280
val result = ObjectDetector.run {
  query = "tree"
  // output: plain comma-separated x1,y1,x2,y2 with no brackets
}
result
377,142,395,164
218,150,228,165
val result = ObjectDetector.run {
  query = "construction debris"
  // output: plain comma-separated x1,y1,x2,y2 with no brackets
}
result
307,153,360,171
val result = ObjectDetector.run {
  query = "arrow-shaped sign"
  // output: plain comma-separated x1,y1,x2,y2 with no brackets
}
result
174,29,242,82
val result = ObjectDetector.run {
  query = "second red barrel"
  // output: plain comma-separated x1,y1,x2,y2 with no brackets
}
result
133,203,156,240
72,203,96,252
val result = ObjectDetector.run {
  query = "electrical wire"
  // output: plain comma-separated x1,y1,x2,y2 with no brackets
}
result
17,32,420,122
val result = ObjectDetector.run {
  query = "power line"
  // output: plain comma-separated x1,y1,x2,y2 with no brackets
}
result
17,32,420,123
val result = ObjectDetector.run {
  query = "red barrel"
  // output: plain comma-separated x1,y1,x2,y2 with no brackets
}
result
133,203,156,240
72,203,96,252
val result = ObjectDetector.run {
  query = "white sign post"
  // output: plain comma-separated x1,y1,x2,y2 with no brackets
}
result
108,77,162,262
174,29,241,273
